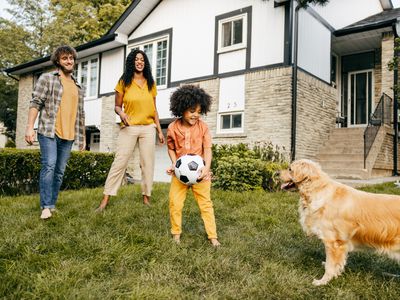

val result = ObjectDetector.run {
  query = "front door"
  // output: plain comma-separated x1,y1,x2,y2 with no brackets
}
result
347,70,373,127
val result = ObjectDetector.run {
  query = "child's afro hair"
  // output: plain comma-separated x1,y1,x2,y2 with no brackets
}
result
169,85,212,117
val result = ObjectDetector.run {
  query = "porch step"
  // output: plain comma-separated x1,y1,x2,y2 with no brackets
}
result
316,128,367,179
317,159,364,169
318,147,364,155
322,168,368,180
318,153,364,161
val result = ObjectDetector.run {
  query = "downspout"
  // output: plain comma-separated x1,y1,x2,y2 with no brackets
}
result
393,22,399,176
291,2,301,161
5,72,19,82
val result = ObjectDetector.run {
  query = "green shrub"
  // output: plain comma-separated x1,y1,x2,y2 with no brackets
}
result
213,155,264,191
0,149,41,195
5,139,16,148
262,161,288,192
211,142,288,192
0,149,114,196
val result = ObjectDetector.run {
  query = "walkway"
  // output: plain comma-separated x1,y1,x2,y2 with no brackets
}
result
338,176,400,188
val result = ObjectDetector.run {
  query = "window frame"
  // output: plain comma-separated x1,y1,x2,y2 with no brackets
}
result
74,55,99,100
128,35,169,89
217,13,247,54
216,111,244,134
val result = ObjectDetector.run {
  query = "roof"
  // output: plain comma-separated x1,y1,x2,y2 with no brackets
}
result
4,0,161,75
4,33,119,75
335,7,400,36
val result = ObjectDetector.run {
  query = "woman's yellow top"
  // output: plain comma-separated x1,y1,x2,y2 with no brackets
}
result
115,79,157,126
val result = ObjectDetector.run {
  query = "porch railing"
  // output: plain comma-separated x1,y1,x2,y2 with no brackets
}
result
363,93,392,168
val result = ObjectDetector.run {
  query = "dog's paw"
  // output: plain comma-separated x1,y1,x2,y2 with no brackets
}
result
312,278,329,286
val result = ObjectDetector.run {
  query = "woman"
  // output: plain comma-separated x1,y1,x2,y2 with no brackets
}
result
96,49,165,210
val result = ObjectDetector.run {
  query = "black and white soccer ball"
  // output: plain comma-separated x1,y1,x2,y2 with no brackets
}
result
174,154,205,185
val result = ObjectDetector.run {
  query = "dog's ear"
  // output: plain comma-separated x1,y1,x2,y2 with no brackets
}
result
292,160,321,182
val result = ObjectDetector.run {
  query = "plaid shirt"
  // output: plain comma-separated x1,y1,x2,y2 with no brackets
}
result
30,71,85,148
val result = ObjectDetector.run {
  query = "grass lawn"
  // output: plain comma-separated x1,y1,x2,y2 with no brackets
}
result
1,182,400,299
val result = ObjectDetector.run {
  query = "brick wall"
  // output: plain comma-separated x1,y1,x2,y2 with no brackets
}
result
295,70,337,160
201,67,293,158
16,74,34,149
189,67,335,161
381,32,394,98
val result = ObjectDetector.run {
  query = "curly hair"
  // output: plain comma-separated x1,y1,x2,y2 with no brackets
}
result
169,85,212,117
119,49,154,92
50,45,77,68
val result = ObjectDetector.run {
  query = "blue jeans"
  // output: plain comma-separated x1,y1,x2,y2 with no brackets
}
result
38,134,74,209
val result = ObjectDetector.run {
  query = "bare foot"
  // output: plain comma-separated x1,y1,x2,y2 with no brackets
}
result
173,234,181,244
210,238,221,247
96,195,109,212
143,195,151,206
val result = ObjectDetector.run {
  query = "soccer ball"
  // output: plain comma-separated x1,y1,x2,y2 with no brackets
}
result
174,154,205,185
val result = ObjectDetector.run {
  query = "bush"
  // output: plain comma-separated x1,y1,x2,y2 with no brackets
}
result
213,155,264,191
0,149,114,196
211,142,288,192
4,139,16,148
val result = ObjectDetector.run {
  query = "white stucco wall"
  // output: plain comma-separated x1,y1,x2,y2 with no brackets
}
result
298,9,331,82
311,0,383,30
129,0,285,82
99,47,125,95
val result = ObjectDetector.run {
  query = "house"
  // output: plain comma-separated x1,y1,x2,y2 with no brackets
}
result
4,0,400,180
0,122,7,148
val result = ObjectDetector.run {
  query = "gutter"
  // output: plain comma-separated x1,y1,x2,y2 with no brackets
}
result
291,2,301,161
334,20,394,37
4,33,118,74
393,21,399,176
4,72,19,81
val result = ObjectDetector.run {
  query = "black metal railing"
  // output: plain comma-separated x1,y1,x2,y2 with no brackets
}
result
364,93,392,168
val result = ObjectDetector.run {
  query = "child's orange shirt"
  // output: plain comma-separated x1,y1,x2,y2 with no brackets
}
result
167,118,212,159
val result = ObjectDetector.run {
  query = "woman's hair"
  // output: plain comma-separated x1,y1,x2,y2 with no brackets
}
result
119,49,154,91
169,85,212,117
50,45,77,67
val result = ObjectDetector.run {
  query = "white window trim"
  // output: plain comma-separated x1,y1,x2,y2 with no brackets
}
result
128,35,169,89
217,111,244,134
91,132,100,144
75,55,99,100
217,13,247,54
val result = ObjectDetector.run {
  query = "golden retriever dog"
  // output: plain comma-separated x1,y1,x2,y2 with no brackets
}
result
280,159,400,286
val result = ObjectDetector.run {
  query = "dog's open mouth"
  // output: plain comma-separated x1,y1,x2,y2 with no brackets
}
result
281,181,296,190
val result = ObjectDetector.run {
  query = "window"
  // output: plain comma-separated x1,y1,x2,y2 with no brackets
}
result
74,56,99,98
91,132,100,144
129,36,169,88
218,13,247,53
220,113,243,130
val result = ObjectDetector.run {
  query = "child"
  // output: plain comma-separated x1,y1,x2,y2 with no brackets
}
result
166,85,220,247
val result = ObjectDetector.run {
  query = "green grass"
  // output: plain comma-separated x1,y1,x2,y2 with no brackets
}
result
1,182,400,299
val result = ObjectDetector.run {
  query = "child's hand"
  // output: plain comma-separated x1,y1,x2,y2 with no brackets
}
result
198,167,211,181
166,165,175,175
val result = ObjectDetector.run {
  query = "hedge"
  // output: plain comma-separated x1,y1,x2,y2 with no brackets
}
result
211,143,288,192
0,149,114,196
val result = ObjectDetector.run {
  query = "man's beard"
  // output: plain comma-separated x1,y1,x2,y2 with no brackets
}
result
60,65,74,74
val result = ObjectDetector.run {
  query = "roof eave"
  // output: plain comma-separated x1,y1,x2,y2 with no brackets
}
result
334,19,395,37
4,33,121,75
380,0,394,11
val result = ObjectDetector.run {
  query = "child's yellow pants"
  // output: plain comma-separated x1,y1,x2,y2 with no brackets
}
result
169,175,218,239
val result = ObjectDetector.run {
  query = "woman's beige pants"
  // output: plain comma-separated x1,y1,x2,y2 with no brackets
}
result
103,125,155,197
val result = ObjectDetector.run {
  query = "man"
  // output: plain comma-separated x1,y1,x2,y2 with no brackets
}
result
25,45,85,220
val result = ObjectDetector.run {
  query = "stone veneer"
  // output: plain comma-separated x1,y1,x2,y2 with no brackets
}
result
295,70,337,160
189,66,335,161
381,32,395,98
16,74,35,149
